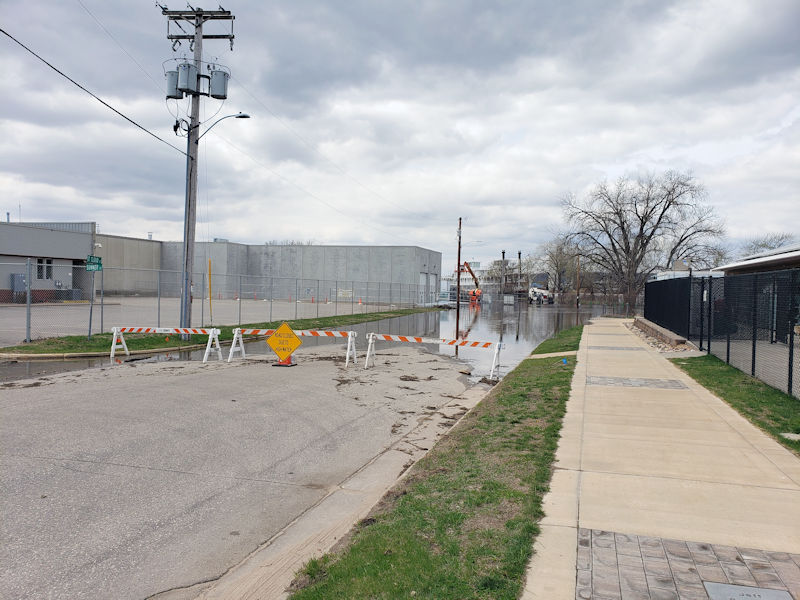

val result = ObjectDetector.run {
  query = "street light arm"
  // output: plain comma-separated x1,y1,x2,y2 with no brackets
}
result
196,112,250,141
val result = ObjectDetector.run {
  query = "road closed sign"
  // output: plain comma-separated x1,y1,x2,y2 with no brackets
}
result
267,322,302,362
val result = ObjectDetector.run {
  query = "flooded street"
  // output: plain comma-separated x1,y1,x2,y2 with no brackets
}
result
0,303,604,383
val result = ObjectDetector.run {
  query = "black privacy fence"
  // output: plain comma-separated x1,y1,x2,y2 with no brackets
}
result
645,268,799,398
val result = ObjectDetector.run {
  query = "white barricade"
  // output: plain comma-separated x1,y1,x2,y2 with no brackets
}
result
228,328,358,365
110,327,222,363
364,332,503,379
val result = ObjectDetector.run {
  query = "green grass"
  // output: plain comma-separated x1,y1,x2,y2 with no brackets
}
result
0,308,441,355
530,325,583,355
670,354,800,456
288,330,581,599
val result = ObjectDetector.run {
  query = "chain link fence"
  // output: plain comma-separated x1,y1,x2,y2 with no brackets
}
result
644,268,799,398
0,263,439,347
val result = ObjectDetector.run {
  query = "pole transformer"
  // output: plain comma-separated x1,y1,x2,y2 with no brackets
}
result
162,7,234,330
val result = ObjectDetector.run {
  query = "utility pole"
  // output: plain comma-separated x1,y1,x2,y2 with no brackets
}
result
455,217,462,351
518,250,522,299
162,7,235,330
501,250,506,296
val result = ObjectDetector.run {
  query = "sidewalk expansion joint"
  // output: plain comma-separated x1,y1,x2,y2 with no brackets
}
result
586,375,688,389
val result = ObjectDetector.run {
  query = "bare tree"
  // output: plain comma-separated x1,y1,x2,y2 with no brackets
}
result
533,234,578,292
564,171,724,306
738,233,796,258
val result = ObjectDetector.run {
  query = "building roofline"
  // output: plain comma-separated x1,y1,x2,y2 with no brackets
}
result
713,249,800,272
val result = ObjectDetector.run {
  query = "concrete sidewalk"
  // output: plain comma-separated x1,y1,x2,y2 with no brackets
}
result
522,318,800,600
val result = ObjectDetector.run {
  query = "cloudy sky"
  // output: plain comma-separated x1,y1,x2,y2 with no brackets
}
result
2,0,798,269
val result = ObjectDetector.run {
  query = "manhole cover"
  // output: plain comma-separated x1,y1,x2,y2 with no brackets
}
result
704,581,793,599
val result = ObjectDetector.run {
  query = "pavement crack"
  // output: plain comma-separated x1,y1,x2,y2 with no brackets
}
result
9,453,318,488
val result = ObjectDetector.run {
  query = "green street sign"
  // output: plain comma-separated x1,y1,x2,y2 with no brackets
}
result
87,255,102,264
86,263,103,272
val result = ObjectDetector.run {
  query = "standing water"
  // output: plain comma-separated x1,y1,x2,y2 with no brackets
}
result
0,303,604,382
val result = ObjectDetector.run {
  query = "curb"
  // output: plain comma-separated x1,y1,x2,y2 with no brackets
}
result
0,341,230,361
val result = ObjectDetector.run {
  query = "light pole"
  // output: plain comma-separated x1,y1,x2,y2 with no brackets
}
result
178,112,249,330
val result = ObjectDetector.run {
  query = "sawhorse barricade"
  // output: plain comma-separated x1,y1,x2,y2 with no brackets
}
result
364,333,503,379
110,327,222,363
228,328,358,366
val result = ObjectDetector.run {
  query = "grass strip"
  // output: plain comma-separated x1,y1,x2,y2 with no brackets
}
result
670,355,800,456
530,324,583,355
288,325,583,600
0,308,441,355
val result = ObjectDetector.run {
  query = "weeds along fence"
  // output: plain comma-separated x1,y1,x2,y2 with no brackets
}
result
0,263,438,347
645,268,799,398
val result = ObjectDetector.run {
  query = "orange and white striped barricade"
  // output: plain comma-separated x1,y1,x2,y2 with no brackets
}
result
364,332,503,379
110,327,222,363
228,328,358,365
228,328,276,362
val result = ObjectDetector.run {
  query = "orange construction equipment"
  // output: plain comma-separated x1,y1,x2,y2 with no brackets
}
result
461,261,481,303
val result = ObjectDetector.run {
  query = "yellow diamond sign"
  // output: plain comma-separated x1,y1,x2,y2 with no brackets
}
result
267,322,302,361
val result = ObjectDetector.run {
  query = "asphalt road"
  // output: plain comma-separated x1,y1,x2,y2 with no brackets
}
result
0,345,469,599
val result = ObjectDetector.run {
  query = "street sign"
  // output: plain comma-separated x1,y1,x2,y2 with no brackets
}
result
267,322,302,362
86,255,102,271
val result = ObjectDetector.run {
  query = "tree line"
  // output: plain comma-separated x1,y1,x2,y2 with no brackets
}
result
525,170,795,307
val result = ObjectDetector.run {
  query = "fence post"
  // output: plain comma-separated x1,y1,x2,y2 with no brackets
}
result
771,275,777,344
352,280,355,315
100,268,104,334
335,280,339,315
238,275,243,327
725,277,731,364
686,275,692,340
157,270,161,328
699,277,705,351
25,258,32,342
201,272,206,327
707,276,712,355
88,269,96,340
751,273,758,377
788,269,796,396
295,279,299,320
316,279,320,318
269,277,273,323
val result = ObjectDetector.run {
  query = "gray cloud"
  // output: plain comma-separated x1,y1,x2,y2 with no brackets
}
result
1,0,797,268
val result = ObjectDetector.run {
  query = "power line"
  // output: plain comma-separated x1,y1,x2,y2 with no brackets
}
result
0,26,185,156
75,0,163,93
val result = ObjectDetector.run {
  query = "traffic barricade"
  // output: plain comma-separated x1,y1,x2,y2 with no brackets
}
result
110,327,222,363
364,333,503,379
228,327,357,366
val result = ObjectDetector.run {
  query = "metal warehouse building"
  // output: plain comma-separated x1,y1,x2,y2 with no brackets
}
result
0,222,442,305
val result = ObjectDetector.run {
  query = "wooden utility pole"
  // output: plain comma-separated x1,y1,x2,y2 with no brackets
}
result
455,218,462,355
162,7,235,329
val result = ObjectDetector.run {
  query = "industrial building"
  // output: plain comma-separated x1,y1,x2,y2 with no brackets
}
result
0,222,442,304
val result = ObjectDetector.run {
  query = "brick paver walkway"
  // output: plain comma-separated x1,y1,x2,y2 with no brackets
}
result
577,529,800,600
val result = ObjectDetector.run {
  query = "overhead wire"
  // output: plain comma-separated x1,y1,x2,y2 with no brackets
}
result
34,10,434,247
0,27,186,156
75,0,163,93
